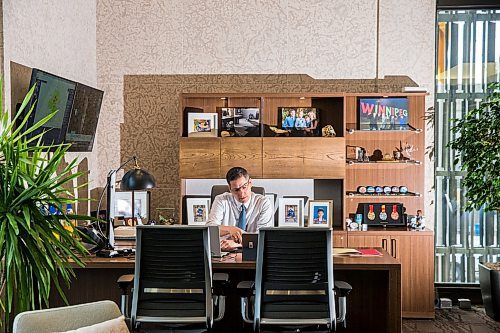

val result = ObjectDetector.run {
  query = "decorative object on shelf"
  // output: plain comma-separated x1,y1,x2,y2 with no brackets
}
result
278,197,304,227
346,145,364,161
307,200,333,227
399,186,408,194
355,213,363,224
391,186,400,193
357,97,409,131
357,203,405,226
383,186,392,194
382,153,394,161
154,207,176,225
187,112,218,137
346,218,359,230
402,141,417,160
221,130,232,137
185,197,211,225
366,186,375,194
218,107,260,137
268,125,289,136
370,149,383,161
357,186,367,194
321,124,336,137
375,186,383,194
409,209,425,230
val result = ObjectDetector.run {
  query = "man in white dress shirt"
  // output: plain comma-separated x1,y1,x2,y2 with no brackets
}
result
207,167,273,246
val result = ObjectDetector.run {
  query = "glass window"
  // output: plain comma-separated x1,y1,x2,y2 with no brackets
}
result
435,8,500,283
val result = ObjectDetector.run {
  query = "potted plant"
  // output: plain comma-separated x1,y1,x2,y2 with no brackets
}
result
448,81,500,321
0,84,91,328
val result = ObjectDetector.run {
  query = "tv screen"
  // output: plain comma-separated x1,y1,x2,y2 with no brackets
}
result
23,69,103,152
358,97,409,130
278,107,319,131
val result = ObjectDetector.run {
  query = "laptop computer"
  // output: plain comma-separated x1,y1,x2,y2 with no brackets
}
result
208,225,230,258
242,232,258,261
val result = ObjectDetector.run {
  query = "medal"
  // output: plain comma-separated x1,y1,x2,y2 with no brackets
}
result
391,205,399,220
379,205,387,221
367,204,376,220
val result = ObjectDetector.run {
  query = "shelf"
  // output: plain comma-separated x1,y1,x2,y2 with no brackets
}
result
346,191,421,197
346,123,422,134
347,159,421,165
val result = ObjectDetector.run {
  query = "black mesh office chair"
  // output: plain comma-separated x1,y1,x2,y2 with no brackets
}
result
239,227,352,333
126,225,227,332
210,184,265,208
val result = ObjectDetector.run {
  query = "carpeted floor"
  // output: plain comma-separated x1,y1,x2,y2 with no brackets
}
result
403,306,500,333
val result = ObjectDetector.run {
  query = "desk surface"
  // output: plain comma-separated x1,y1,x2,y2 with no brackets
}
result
76,248,400,270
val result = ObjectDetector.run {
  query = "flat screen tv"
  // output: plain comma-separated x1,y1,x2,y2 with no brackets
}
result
23,69,103,152
357,97,409,131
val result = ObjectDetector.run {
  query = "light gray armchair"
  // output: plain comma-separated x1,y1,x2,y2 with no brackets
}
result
13,300,128,333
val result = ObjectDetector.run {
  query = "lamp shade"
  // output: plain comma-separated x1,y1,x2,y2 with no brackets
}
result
120,168,156,191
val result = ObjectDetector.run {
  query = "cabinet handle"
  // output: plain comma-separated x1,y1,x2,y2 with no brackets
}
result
391,239,397,258
382,238,388,251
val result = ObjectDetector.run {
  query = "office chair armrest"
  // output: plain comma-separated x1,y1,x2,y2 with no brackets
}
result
237,280,255,297
117,274,134,317
334,280,352,297
213,273,230,296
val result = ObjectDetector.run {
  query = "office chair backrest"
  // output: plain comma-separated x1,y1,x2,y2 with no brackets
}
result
254,227,335,331
210,184,265,207
131,225,213,329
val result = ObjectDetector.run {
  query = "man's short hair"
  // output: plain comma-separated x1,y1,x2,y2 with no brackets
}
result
317,208,324,213
226,167,249,184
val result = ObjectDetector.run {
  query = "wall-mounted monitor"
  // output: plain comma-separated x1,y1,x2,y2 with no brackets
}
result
357,97,409,131
22,68,103,152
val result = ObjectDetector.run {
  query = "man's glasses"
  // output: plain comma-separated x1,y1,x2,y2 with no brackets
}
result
230,179,250,193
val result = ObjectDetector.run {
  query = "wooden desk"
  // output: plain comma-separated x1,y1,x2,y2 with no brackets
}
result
51,249,401,333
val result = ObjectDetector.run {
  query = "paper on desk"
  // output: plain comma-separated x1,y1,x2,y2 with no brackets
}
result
333,248,361,256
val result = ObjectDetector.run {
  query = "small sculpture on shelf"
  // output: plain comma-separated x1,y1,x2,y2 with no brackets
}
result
321,125,336,137
409,209,425,230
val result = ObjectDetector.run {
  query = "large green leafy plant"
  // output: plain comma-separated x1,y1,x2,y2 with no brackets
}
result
448,82,500,211
0,84,90,326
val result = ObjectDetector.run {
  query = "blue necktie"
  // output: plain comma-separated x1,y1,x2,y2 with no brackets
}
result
238,205,247,231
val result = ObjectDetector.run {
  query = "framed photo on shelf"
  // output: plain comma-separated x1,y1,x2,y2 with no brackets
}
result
185,197,211,225
187,113,218,137
307,200,333,227
346,145,364,161
113,191,150,224
278,197,304,227
218,107,261,137
278,107,319,136
357,97,409,131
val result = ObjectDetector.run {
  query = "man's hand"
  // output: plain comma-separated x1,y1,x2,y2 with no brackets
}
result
221,239,243,251
219,225,243,243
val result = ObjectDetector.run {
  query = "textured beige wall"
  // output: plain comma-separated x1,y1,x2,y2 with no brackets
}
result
97,0,436,223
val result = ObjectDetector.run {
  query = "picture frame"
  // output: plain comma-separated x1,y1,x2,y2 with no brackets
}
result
185,197,211,225
358,97,409,131
218,107,261,137
346,145,364,161
277,107,320,137
187,112,218,137
278,197,304,227
307,200,333,228
113,191,150,224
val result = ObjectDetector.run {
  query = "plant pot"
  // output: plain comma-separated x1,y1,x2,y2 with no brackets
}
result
479,262,500,321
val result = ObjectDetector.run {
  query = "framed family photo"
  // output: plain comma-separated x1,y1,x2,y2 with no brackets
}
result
186,197,211,225
278,197,304,227
307,200,333,227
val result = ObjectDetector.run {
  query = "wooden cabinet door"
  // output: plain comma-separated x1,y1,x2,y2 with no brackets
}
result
333,231,347,248
220,137,262,178
179,138,220,178
303,138,345,179
347,234,391,254
407,234,435,318
262,138,304,178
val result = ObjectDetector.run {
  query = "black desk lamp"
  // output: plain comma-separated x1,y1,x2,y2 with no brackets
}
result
96,156,156,255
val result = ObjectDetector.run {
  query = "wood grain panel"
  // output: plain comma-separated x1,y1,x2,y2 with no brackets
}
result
220,138,262,178
345,96,357,126
262,138,304,178
227,97,261,108
333,230,347,247
262,97,312,126
303,138,345,179
179,137,220,178
407,234,435,318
